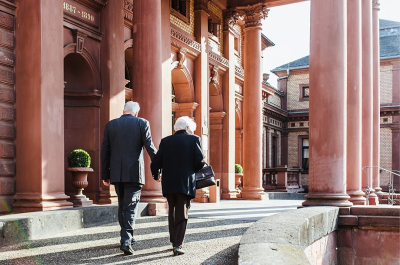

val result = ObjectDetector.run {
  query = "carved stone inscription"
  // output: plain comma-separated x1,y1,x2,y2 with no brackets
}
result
63,0,99,27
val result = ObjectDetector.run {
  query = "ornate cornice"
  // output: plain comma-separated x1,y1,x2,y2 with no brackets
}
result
209,51,229,69
235,65,244,78
76,0,107,11
124,0,133,21
194,0,210,12
223,9,239,31
171,27,201,53
372,0,380,10
236,3,269,28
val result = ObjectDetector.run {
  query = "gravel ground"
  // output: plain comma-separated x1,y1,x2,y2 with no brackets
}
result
0,216,253,265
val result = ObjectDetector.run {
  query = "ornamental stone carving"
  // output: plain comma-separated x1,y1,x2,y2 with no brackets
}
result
372,0,380,10
236,3,269,28
171,28,201,52
223,9,239,31
194,0,209,12
124,0,133,21
73,30,88,54
210,66,219,85
209,51,229,68
177,48,187,69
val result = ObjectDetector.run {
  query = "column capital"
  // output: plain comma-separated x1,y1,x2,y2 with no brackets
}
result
372,0,380,10
223,9,239,31
236,3,269,28
194,0,210,12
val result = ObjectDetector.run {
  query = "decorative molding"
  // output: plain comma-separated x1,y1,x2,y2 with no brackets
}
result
210,65,219,85
209,51,229,69
372,0,380,10
73,30,88,54
223,9,239,31
177,48,187,69
124,0,133,21
235,65,244,78
236,3,269,28
194,0,209,12
171,27,201,53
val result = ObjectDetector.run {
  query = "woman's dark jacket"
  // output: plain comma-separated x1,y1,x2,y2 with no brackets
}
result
150,130,205,198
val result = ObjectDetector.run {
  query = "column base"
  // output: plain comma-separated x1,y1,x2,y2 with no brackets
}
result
303,192,353,207
69,194,93,207
241,187,267,200
98,187,118,204
374,186,384,196
147,202,168,216
13,193,73,213
347,190,366,205
140,190,167,203
221,189,239,199
367,193,379,205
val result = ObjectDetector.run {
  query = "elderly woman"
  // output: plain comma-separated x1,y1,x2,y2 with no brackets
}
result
151,116,205,256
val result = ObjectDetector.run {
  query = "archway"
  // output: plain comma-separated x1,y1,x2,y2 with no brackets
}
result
124,39,133,101
64,48,101,203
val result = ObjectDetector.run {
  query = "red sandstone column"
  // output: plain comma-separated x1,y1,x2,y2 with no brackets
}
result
372,0,382,195
362,0,378,204
303,0,352,207
346,0,366,205
98,0,124,205
13,0,72,212
133,0,165,202
194,1,210,203
221,11,239,199
237,4,268,200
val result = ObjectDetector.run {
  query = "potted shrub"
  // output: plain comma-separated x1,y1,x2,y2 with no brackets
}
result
66,149,93,207
235,164,243,197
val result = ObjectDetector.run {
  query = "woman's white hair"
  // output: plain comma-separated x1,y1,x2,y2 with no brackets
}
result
124,101,140,115
174,116,197,132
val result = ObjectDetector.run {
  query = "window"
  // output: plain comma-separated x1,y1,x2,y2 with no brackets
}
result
299,84,310,101
301,138,309,172
170,0,190,24
208,19,221,39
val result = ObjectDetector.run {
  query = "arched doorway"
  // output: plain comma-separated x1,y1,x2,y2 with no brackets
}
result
124,39,133,101
64,46,102,203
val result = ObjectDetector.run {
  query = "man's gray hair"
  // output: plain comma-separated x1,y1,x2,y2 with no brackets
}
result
174,116,197,132
124,101,140,114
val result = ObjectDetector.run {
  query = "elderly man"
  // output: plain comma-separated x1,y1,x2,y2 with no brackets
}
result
101,101,157,255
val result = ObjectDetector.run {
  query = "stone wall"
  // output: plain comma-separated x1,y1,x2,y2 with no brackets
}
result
287,73,309,110
380,64,392,104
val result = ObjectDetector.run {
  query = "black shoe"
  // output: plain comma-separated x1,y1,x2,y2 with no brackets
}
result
131,239,138,246
120,243,134,255
173,247,185,256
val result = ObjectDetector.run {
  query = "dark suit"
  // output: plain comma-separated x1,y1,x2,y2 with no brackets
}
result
101,114,157,246
151,130,205,248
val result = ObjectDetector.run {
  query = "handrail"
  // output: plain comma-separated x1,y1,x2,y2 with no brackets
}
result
362,166,400,206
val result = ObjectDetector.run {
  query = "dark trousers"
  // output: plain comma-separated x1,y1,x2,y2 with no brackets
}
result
166,193,191,248
114,183,142,245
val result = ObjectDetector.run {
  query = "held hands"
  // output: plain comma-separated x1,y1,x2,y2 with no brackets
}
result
102,179,110,186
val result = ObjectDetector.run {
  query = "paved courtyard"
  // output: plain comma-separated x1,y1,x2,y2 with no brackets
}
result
0,200,303,265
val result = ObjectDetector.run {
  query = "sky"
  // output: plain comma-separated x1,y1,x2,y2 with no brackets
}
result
262,0,400,88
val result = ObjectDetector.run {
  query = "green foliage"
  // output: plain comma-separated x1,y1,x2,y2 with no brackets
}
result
68,149,91,168
235,164,243,174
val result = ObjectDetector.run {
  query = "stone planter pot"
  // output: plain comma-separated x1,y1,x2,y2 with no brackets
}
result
67,167,94,207
235,173,243,198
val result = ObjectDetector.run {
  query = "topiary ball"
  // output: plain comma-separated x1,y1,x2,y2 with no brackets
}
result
68,149,91,168
235,164,243,174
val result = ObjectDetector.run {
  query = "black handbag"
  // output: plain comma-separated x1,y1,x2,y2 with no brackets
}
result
195,163,216,189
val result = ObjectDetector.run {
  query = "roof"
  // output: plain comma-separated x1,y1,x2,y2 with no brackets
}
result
271,19,400,73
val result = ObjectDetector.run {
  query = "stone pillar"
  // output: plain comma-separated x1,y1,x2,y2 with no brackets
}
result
362,0,378,204
346,0,366,205
303,0,352,207
193,1,210,203
209,112,225,199
372,0,382,195
98,0,124,205
237,3,268,200
13,0,72,212
221,10,239,199
133,0,168,202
